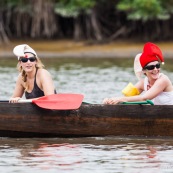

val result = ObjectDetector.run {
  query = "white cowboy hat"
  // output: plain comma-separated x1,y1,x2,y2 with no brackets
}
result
13,44,37,60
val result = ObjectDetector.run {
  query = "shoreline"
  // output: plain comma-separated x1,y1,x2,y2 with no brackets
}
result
1,40,173,58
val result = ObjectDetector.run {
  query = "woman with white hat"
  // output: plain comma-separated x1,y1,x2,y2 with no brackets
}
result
103,42,173,105
9,44,56,103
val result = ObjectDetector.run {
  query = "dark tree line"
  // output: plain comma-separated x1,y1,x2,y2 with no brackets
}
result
1,0,173,44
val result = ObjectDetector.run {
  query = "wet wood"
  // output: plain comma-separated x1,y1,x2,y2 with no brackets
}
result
0,103,173,137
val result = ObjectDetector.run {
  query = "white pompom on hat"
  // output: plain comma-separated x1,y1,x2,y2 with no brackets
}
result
13,44,37,60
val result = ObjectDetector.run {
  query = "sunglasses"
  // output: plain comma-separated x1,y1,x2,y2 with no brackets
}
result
144,63,160,70
20,57,36,63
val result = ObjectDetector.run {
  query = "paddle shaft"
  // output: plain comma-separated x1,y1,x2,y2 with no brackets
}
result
0,100,10,102
0,100,32,103
122,101,148,105
122,100,154,105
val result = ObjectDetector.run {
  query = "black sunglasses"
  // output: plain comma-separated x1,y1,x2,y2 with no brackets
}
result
144,63,160,70
20,57,36,63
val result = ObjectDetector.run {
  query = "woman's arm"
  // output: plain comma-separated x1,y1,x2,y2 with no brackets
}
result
103,76,168,104
9,75,25,103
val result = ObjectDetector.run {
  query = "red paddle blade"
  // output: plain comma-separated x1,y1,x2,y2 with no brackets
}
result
32,93,84,110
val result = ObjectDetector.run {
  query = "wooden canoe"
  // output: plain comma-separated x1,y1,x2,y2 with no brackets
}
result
0,102,173,137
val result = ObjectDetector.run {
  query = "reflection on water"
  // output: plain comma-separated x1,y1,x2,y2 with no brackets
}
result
1,57,173,172
0,137,173,173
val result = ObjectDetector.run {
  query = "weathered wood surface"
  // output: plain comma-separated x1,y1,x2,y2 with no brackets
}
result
0,103,173,137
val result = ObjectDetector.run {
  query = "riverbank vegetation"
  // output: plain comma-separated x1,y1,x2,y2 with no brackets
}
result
0,0,173,44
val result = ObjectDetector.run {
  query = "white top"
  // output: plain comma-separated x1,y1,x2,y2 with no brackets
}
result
144,75,173,105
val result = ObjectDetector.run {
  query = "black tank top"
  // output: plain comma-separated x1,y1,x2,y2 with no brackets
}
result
25,69,45,99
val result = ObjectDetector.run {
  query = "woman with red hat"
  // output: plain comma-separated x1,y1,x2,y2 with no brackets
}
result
9,44,56,103
103,42,173,105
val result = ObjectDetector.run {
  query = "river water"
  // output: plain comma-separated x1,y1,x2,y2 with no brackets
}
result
0,57,173,173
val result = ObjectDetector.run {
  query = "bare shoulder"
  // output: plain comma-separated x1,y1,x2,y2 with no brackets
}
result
159,73,170,82
17,73,23,81
37,68,51,76
16,73,25,87
155,73,172,88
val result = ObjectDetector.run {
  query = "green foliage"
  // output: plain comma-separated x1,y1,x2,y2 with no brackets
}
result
116,0,170,21
3,0,27,7
161,0,173,13
54,0,96,17
2,0,31,14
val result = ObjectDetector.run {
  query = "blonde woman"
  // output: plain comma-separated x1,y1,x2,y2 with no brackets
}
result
9,44,56,103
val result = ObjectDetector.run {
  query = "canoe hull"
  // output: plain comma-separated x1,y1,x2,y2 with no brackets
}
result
0,103,173,137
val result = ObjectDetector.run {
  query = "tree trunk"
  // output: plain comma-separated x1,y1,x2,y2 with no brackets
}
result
16,11,22,37
0,11,9,44
74,15,83,40
31,0,58,38
90,7,103,41
85,15,92,40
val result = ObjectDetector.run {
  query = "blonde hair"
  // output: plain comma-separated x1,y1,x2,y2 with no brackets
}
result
17,56,44,90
